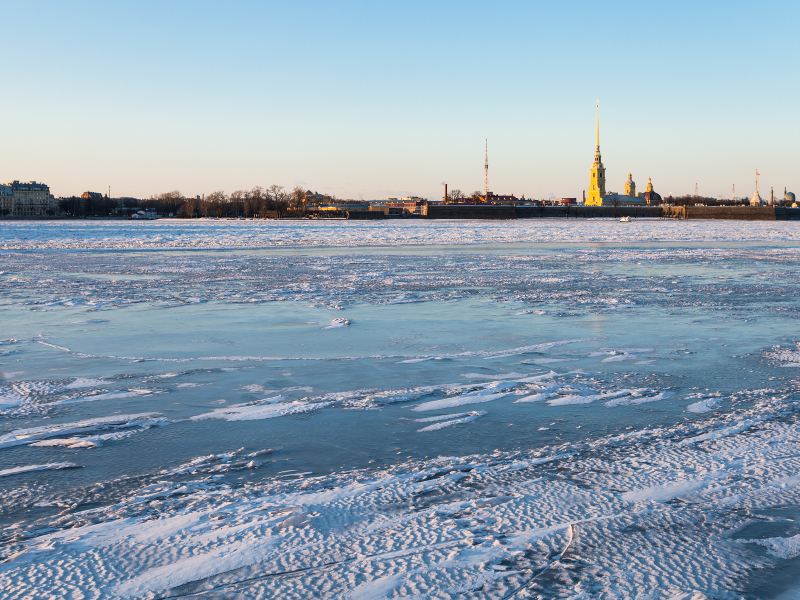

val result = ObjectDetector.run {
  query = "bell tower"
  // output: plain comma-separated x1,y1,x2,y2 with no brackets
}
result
624,172,636,197
586,101,606,206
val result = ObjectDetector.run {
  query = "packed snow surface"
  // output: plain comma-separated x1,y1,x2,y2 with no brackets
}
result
2,220,800,598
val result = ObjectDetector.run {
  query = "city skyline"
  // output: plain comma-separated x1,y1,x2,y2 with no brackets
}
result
2,0,798,199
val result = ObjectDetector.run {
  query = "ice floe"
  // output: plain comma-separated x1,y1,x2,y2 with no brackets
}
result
686,392,723,413
0,413,166,450
0,462,80,479
60,388,155,405
190,397,331,421
765,343,800,367
412,390,507,412
61,377,108,390
746,534,800,560
416,411,486,432
325,317,351,328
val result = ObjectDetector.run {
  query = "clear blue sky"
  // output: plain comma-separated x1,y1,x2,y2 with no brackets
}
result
2,0,798,200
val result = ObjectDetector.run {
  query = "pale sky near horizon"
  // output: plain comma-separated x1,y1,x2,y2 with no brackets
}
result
2,0,798,200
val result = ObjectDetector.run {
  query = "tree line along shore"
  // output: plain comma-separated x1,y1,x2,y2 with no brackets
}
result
51,186,784,220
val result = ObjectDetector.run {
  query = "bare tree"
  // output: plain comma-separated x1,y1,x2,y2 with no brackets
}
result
267,185,289,215
204,191,227,217
289,187,308,214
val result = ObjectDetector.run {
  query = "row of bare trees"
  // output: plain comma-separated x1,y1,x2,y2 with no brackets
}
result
151,186,312,218
445,188,486,203
59,186,335,218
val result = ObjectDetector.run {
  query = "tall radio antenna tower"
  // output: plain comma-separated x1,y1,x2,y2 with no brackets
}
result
484,138,489,199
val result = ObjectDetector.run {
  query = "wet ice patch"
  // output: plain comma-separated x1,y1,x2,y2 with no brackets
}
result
591,348,654,363
0,387,24,409
522,357,576,365
400,341,581,364
241,384,272,393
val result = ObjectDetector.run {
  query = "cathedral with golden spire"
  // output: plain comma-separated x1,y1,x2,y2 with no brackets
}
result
584,102,661,206
585,102,606,206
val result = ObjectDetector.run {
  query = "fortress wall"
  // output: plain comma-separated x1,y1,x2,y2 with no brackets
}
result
427,205,661,219
353,204,793,221
680,206,776,220
427,205,517,219
775,207,800,220
515,206,662,218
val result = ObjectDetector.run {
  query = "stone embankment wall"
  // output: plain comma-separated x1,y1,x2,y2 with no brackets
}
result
662,206,777,220
427,205,661,219
516,206,662,219
426,205,517,219
319,204,800,221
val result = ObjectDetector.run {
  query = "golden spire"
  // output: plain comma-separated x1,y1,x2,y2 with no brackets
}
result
595,99,600,150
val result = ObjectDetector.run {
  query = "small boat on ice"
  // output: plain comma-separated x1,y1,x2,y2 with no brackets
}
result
619,216,631,223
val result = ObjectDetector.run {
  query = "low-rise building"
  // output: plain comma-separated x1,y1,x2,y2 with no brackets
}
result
318,200,371,212
81,191,105,201
381,197,428,215
318,199,428,216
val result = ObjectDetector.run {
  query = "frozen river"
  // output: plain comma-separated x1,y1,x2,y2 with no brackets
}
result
2,219,800,598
